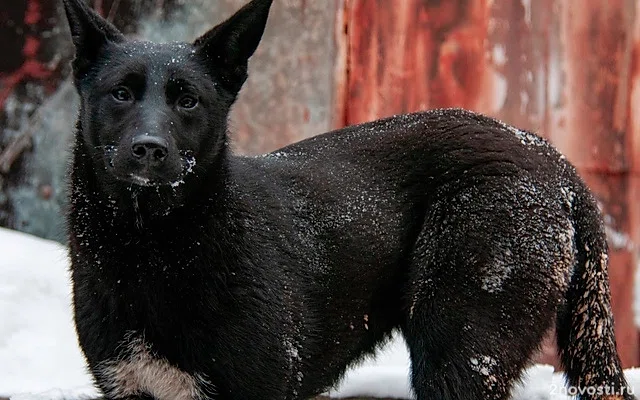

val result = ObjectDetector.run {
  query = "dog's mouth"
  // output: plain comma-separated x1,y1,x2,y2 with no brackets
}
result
106,150,197,188
128,174,155,187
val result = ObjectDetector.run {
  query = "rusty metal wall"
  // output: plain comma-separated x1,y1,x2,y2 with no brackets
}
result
0,0,340,241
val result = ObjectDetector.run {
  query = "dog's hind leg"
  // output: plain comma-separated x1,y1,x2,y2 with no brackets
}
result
402,289,543,400
402,182,573,400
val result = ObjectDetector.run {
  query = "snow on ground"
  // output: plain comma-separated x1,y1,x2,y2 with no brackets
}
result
2,227,640,400
0,228,97,398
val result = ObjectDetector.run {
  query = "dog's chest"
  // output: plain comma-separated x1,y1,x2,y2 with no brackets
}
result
96,336,213,400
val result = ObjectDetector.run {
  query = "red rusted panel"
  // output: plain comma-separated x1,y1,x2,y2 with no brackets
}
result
632,27,640,175
344,0,432,125
559,0,633,173
486,0,545,132
428,0,490,111
342,0,562,134
344,0,490,126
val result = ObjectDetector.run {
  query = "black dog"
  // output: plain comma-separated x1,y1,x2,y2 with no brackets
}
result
63,0,633,399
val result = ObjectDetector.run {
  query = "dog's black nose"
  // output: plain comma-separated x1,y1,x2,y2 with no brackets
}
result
131,135,169,165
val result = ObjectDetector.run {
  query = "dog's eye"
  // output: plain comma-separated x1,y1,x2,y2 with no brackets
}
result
177,95,198,109
112,87,132,102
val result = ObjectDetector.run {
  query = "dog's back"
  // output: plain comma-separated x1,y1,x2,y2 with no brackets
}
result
62,0,633,399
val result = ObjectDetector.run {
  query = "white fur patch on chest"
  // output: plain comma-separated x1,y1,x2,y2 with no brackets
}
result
96,336,213,400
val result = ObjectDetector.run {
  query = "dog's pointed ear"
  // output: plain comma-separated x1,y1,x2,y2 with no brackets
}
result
193,0,273,92
63,0,125,78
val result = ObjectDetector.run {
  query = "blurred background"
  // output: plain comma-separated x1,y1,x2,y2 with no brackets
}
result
1,0,639,376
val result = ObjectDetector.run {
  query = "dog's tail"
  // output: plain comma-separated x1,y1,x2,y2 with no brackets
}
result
556,184,634,400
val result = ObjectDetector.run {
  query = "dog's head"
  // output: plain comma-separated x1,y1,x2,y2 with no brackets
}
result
63,0,272,195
